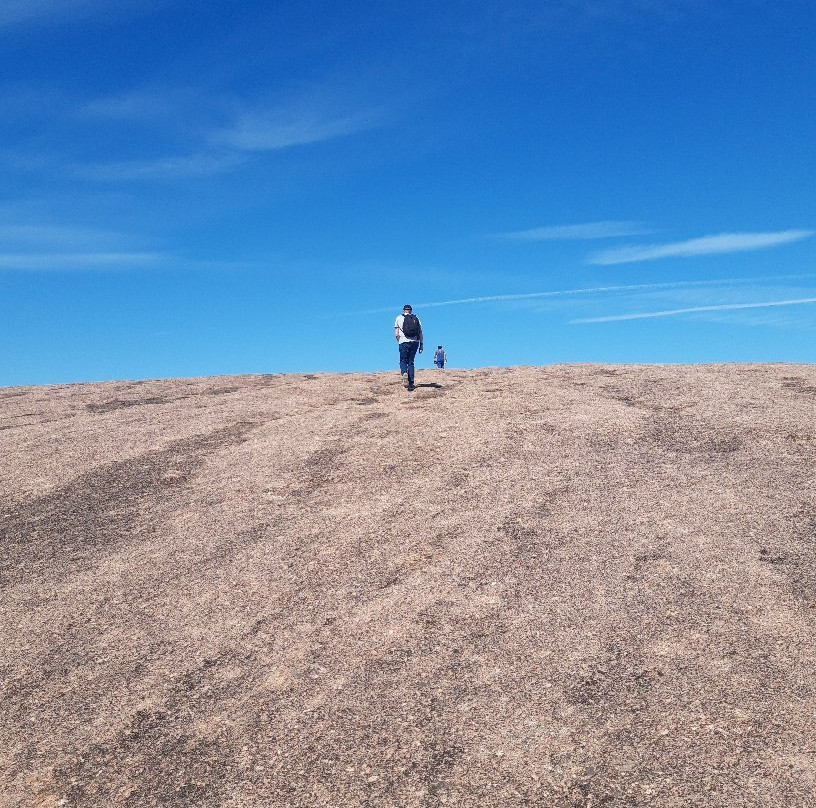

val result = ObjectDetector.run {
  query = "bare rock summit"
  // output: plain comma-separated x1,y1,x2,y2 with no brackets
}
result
2,365,816,807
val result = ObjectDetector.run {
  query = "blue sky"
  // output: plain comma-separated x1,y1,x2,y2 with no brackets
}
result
1,0,814,385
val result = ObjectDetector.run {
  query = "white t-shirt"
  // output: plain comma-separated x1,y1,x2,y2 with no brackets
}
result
395,314,422,344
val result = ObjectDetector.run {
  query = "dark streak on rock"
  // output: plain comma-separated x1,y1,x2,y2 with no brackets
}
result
0,422,259,589
52,709,231,808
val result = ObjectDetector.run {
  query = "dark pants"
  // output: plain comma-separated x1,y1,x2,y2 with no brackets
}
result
399,340,419,384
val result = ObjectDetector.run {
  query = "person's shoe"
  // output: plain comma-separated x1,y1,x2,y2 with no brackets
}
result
408,383,415,391
402,372,410,388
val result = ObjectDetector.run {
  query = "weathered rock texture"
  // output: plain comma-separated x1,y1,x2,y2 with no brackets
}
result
2,364,815,807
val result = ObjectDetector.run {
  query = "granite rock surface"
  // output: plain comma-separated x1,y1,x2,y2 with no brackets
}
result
2,365,815,807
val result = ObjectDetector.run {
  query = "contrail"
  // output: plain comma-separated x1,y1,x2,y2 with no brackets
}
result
572,297,816,323
490,220,653,241
356,273,816,314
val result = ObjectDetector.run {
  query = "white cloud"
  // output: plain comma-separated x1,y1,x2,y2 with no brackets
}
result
71,89,386,181
491,221,654,241
212,106,384,152
588,229,815,265
0,246,279,273
571,297,816,323
0,252,166,272
0,224,139,249
0,252,162,270
0,219,278,271
74,151,246,181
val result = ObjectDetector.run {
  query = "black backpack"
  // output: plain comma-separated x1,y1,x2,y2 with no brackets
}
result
402,314,420,339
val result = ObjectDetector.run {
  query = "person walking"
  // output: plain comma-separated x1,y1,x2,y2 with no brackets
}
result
433,345,447,369
394,304,423,390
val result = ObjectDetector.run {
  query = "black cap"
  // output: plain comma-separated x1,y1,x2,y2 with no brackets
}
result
403,304,412,311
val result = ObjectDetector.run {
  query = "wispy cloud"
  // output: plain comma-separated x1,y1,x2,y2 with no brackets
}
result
74,90,386,181
588,229,815,265
491,221,653,241
572,297,816,323
74,151,247,181
0,252,163,270
212,106,384,152
0,220,279,271
0,224,140,249
0,222,164,270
